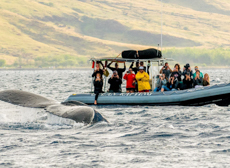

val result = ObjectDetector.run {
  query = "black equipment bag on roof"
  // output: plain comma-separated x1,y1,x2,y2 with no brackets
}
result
121,48,162,59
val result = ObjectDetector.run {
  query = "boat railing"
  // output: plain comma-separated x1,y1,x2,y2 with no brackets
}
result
90,56,175,93
86,82,230,96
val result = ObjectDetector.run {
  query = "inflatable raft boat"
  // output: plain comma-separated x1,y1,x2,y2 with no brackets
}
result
65,83,230,106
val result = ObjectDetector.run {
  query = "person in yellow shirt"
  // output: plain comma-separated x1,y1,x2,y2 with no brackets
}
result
135,66,151,92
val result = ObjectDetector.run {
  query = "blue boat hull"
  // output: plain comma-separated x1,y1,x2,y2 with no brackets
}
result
64,83,230,106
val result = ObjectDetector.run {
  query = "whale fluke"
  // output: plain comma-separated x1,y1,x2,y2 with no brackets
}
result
62,101,87,106
0,90,108,124
61,100,108,123
0,90,57,108
45,105,95,124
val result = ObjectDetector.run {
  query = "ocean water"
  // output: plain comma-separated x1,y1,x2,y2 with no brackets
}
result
0,69,230,167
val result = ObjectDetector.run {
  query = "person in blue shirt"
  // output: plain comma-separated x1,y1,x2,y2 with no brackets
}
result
193,66,203,78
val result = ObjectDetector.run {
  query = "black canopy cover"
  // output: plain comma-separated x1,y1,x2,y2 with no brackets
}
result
121,48,162,59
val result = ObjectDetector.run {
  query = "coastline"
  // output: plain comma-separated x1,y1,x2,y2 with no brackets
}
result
0,66,230,70
0,67,91,70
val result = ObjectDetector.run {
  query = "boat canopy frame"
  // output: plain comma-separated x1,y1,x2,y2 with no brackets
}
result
90,57,174,63
90,57,174,93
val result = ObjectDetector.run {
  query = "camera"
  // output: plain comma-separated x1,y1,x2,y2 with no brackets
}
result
127,71,130,74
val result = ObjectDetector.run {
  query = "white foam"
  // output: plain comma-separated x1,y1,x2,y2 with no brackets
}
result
19,108,44,123
46,113,76,125
216,78,220,82
0,101,45,123
0,113,11,123
0,100,84,129
44,113,84,129
159,124,174,129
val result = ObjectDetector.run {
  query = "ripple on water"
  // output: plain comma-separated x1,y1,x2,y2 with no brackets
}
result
0,69,230,167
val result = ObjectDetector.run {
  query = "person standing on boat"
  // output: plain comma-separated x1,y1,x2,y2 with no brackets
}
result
93,73,103,105
108,71,122,93
193,70,203,88
107,61,126,79
139,61,151,74
129,61,139,74
173,64,182,80
92,61,105,79
193,66,203,79
130,62,139,91
135,66,151,92
123,68,136,93
170,64,182,89
130,60,150,75
160,62,172,79
140,61,146,70
173,63,184,89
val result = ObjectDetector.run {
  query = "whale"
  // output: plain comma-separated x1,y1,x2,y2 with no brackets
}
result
0,90,108,124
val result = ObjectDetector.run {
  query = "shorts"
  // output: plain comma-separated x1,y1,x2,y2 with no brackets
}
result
108,90,121,93
126,88,135,92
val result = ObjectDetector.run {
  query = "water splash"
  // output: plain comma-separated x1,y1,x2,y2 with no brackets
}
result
46,113,76,126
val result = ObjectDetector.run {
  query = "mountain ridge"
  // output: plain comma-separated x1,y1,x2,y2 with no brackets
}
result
0,0,229,66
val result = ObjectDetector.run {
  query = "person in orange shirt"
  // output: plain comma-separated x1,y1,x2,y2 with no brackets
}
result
123,68,136,93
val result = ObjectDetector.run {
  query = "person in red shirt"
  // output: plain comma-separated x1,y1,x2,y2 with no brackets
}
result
123,68,136,93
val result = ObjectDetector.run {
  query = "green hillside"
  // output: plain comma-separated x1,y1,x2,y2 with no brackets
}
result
0,0,230,67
